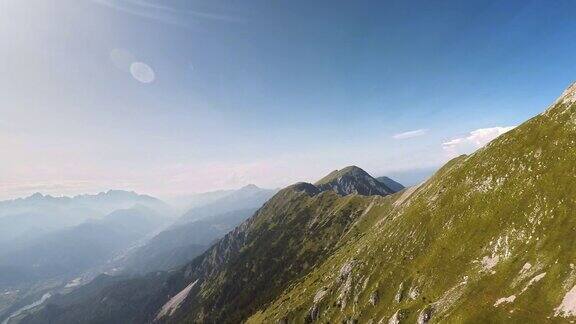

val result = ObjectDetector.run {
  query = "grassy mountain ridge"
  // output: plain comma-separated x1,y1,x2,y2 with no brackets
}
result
248,83,576,323
159,179,392,323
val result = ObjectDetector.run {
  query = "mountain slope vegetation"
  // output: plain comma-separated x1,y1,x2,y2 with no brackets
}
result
249,83,576,323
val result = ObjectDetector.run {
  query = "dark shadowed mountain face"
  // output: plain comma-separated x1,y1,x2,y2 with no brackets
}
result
19,272,170,324
376,176,405,192
176,184,277,224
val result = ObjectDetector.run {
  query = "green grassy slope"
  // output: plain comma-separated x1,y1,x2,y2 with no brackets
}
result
249,84,576,323
159,181,394,324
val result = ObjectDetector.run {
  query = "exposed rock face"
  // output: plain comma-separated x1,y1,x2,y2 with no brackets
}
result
394,282,404,303
369,290,379,306
417,306,433,324
306,304,320,323
339,260,355,280
408,285,420,300
388,310,407,324
554,81,576,105
336,260,356,310
313,287,328,303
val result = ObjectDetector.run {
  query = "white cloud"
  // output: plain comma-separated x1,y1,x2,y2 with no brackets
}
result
442,126,516,155
392,129,428,140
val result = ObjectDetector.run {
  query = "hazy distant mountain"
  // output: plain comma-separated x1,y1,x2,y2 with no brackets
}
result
384,167,438,187
119,208,257,274
0,206,169,289
114,185,277,274
0,190,171,246
177,184,277,224
164,189,235,213
376,176,405,192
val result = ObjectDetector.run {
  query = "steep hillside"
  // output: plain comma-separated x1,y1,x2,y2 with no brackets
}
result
249,83,576,323
157,183,391,324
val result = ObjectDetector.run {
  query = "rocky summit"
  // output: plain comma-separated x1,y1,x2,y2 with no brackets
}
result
315,166,396,196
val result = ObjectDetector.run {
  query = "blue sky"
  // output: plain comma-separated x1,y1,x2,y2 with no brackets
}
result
1,0,576,199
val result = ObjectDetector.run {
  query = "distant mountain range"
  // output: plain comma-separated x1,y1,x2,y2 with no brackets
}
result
16,82,576,323
0,206,169,287
176,184,278,224
0,190,171,246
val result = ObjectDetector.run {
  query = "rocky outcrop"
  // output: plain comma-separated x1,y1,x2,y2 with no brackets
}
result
369,290,379,306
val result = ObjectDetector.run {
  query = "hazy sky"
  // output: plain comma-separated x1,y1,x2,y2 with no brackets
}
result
1,0,576,199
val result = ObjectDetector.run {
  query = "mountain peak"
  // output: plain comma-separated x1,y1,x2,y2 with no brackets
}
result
315,166,369,184
315,166,394,196
240,184,260,191
29,192,45,199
